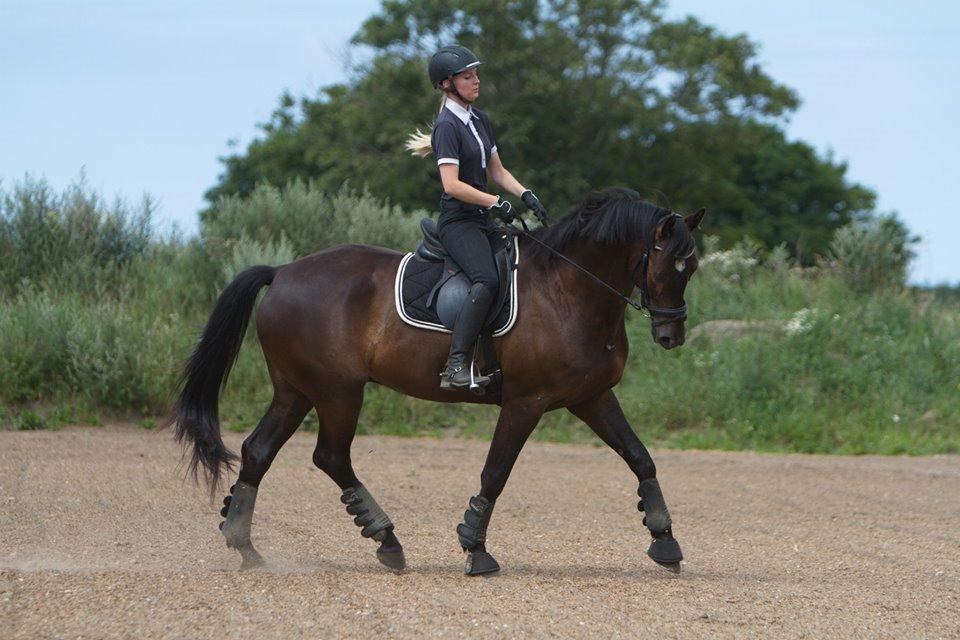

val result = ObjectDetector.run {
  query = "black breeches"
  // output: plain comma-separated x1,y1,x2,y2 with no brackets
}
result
437,215,501,292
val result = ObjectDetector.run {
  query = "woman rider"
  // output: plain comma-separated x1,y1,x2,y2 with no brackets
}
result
407,45,550,391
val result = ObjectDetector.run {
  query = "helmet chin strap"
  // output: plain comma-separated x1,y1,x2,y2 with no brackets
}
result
443,81,473,105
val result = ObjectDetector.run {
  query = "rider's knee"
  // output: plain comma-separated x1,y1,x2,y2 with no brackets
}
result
471,278,497,302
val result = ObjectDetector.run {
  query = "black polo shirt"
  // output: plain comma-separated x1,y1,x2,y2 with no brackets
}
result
431,98,498,227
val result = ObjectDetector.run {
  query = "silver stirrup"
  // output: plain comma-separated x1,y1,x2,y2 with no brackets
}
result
469,341,484,395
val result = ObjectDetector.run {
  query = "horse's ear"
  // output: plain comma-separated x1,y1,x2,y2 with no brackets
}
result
654,215,677,242
685,208,706,231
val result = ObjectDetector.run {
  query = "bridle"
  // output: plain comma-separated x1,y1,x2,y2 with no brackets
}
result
637,246,692,327
508,215,692,326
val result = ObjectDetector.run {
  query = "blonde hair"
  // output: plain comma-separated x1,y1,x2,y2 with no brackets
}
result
405,92,448,158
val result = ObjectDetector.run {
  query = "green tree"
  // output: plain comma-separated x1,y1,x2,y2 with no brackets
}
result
203,0,876,256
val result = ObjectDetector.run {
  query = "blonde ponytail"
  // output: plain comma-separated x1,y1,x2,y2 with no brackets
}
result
405,93,448,158
405,129,433,157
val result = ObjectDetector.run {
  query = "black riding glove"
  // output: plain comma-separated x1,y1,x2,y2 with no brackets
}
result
485,197,516,224
520,190,550,225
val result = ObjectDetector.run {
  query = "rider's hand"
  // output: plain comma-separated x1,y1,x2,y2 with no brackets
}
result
521,190,550,226
485,197,516,224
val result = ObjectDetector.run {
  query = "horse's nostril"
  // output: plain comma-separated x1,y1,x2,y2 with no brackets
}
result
658,336,672,348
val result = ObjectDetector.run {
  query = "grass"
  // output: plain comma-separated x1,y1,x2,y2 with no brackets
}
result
2,178,958,455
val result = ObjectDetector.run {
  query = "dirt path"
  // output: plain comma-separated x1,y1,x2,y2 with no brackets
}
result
1,426,958,639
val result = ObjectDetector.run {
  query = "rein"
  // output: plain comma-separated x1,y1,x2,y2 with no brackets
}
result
508,217,688,325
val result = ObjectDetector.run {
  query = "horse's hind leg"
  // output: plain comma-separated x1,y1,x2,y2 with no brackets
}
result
220,382,311,569
568,389,683,573
310,383,406,572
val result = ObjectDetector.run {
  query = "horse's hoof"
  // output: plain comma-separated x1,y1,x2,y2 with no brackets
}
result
653,560,682,574
237,544,266,570
377,549,407,572
647,536,683,571
464,550,500,576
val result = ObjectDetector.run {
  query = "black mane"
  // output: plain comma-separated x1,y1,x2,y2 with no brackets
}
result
523,187,687,267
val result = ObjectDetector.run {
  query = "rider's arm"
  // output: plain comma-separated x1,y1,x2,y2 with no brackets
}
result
438,164,499,208
487,151,527,198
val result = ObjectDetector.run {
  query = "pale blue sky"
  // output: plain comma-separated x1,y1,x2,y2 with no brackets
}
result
2,1,957,284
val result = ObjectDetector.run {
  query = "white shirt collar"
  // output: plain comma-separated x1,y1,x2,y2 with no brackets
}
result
444,97,478,125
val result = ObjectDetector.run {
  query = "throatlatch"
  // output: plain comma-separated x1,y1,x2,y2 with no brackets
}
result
341,485,394,542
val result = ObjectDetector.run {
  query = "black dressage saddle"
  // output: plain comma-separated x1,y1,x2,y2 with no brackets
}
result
395,218,519,336
394,218,520,402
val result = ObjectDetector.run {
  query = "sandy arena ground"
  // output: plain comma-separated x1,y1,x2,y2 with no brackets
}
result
1,426,958,639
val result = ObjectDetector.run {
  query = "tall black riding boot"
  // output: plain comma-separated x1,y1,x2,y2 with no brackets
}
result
440,282,494,391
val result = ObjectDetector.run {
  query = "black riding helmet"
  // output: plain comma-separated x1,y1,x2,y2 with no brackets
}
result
428,45,482,88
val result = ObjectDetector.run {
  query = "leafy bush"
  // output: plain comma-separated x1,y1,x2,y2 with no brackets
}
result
203,180,425,261
830,214,918,292
222,232,296,284
0,175,153,294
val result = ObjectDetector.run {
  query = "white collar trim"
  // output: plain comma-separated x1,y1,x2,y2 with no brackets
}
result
444,98,478,125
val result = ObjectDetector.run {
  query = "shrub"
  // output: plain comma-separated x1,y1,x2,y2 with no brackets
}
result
202,180,424,260
829,214,918,292
222,232,296,284
0,176,153,294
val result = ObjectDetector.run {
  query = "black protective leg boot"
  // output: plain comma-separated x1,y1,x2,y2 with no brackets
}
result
441,282,494,391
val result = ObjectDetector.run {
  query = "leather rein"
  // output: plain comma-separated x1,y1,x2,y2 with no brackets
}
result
507,215,690,326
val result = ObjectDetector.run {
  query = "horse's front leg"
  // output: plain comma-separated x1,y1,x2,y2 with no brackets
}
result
568,389,684,572
456,399,545,576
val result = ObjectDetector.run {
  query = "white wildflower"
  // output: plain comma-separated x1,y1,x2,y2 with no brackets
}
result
785,308,818,335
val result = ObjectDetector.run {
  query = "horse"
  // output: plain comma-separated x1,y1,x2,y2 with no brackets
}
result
173,186,705,575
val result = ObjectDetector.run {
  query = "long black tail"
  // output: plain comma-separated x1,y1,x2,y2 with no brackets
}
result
173,265,275,491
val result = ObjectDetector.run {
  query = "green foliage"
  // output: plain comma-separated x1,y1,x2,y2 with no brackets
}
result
830,214,919,293
620,263,960,455
222,232,296,285
0,178,426,423
0,175,153,294
204,181,425,260
204,0,876,258
2,179,956,455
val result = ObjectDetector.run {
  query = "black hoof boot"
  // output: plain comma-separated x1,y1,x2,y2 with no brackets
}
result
465,550,500,576
221,481,265,570
457,495,499,576
647,532,683,573
638,478,682,573
376,546,407,573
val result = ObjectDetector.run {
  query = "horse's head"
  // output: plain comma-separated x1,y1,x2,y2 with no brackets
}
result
635,208,706,350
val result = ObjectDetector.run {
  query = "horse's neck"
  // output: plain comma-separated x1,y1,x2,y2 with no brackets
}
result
539,240,639,326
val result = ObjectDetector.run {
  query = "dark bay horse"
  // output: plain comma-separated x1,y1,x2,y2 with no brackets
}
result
174,187,705,575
